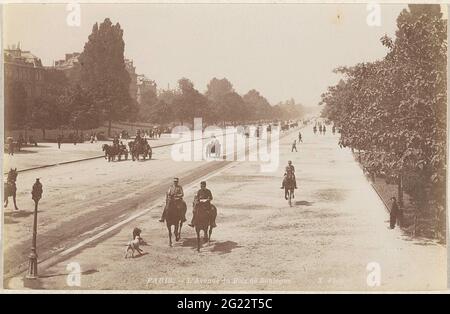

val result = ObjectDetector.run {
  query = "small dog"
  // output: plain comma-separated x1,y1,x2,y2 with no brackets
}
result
124,227,146,258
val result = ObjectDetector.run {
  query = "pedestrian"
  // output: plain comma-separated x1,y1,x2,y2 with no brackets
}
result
94,133,98,143
291,139,298,152
57,134,62,149
298,131,303,143
7,137,14,156
389,196,400,229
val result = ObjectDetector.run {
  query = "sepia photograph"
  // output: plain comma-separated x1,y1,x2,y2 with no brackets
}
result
0,1,448,293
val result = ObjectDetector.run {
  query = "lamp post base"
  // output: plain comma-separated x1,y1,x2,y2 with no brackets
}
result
26,252,38,279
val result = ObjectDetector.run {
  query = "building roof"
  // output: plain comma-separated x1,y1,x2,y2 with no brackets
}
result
4,48,43,67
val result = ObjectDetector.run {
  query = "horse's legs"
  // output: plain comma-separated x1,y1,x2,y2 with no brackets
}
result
177,221,183,241
196,228,201,252
13,193,18,210
174,223,179,242
203,229,208,243
208,226,213,243
167,225,173,247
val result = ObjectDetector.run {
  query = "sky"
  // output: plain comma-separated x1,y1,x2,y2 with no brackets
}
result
3,3,409,106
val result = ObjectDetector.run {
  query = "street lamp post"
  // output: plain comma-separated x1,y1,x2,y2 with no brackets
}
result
27,178,42,279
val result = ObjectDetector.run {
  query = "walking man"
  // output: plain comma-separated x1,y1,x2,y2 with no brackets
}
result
291,139,298,152
57,135,62,149
298,131,303,143
390,196,400,229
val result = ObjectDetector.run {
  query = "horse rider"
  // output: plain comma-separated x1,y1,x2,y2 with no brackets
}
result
113,136,119,147
119,141,126,151
281,161,298,189
189,181,216,228
159,177,187,223
135,130,142,143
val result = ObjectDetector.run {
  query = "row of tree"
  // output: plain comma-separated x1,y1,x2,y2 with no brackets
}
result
138,77,306,125
5,18,305,136
320,5,446,223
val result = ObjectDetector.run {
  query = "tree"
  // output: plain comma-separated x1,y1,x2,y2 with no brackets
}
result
205,77,234,102
150,99,174,124
243,89,273,120
30,69,72,138
68,85,100,132
4,81,28,130
173,78,209,124
139,86,158,122
79,18,134,136
321,4,446,225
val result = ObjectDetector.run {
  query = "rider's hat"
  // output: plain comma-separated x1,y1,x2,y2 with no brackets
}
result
200,181,206,186
173,177,179,182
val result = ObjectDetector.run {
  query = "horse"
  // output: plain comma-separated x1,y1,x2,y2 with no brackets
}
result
130,140,152,161
283,172,296,207
165,197,187,247
193,202,217,252
102,144,118,162
4,168,18,210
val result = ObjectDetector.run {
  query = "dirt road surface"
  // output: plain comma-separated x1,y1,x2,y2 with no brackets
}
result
5,127,445,291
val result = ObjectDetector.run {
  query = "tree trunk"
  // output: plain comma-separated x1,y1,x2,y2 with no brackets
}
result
108,119,112,137
398,174,403,207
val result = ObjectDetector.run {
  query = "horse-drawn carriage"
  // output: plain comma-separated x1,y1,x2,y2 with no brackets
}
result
102,143,129,162
128,138,152,161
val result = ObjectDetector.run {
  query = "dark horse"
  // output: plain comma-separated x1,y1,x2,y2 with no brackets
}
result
165,197,187,247
4,168,18,210
102,144,119,162
193,201,217,252
283,172,296,207
129,140,152,161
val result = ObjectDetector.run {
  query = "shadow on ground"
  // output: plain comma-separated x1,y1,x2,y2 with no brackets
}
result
38,268,100,279
181,238,241,254
295,201,314,206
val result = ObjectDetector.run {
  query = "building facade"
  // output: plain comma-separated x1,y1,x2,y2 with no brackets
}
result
136,74,157,105
54,52,82,83
4,45,46,103
125,59,138,102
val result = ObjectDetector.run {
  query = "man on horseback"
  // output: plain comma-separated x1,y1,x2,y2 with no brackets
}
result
189,181,216,228
135,130,142,143
280,160,298,194
113,136,119,147
159,177,187,223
